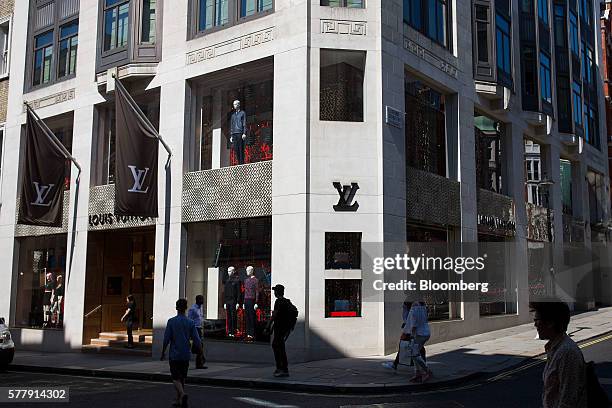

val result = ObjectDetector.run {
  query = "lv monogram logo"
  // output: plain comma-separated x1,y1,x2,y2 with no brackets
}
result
31,182,55,207
333,182,359,212
128,166,150,194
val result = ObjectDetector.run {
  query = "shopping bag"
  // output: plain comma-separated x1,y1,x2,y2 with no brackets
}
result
399,340,420,365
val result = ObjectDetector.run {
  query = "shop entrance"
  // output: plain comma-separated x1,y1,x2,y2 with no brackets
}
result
82,228,155,353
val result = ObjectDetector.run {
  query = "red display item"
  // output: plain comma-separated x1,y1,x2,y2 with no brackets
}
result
329,311,358,317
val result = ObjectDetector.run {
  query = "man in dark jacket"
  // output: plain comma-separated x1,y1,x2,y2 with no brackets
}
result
265,284,293,377
223,266,242,337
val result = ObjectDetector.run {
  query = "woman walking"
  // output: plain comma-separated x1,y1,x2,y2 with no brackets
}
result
406,301,432,382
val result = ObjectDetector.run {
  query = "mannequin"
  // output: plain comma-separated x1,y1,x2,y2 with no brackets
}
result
52,275,64,327
223,266,242,337
242,266,259,341
42,272,54,327
229,100,247,165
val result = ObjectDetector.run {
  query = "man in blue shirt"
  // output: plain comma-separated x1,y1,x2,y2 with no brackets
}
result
187,295,206,369
161,298,202,408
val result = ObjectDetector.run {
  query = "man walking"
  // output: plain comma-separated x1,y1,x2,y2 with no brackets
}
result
530,300,587,408
187,295,206,369
161,298,202,408
265,284,297,378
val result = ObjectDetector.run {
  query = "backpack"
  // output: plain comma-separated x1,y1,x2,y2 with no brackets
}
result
586,361,610,408
286,299,298,331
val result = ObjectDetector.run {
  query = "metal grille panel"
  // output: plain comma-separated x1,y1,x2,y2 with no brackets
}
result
526,203,554,242
477,189,516,236
88,184,156,231
182,161,272,223
58,0,79,20
15,191,70,237
406,167,461,227
34,2,55,31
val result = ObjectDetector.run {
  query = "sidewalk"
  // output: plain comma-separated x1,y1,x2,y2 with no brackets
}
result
11,308,612,393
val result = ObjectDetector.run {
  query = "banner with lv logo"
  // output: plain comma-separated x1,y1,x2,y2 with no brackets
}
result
114,80,159,218
18,109,66,226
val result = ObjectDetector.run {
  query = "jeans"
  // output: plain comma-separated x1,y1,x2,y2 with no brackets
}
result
245,299,256,338
412,335,430,374
232,133,245,164
226,303,237,335
126,320,134,346
272,330,289,372
195,327,206,367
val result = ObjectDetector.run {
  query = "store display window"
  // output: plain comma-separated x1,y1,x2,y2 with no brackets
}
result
325,279,361,317
185,217,272,343
325,232,361,269
14,234,67,329
191,58,273,171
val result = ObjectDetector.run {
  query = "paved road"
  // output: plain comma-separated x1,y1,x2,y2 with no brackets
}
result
1,334,611,408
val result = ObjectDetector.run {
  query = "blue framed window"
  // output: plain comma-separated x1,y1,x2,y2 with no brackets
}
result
580,0,591,25
240,0,273,18
496,13,512,83
103,0,129,52
33,31,53,86
570,11,579,56
583,103,590,142
58,21,78,79
540,52,552,104
553,5,565,48
198,0,229,31
572,81,582,126
582,46,593,86
321,0,364,7
538,0,549,25
404,0,449,48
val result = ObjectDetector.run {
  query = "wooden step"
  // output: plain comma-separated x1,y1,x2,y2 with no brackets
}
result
82,344,151,357
90,338,152,349
98,332,153,343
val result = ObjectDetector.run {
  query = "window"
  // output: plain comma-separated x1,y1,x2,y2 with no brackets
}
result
560,159,572,214
582,46,593,86
58,21,78,79
569,11,579,56
553,5,566,48
14,235,67,329
540,52,552,104
584,104,597,146
241,0,274,18
405,78,446,176
557,78,571,132
572,81,582,126
475,114,504,193
103,0,129,52
538,0,549,25
185,217,272,342
325,232,361,269
475,5,490,64
522,46,538,110
320,0,364,7
325,279,361,318
496,13,512,84
198,0,229,31
404,0,449,48
33,31,53,86
0,18,10,78
580,0,591,25
320,49,365,122
141,0,157,43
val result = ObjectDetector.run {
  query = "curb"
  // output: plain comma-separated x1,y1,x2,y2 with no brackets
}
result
9,330,612,395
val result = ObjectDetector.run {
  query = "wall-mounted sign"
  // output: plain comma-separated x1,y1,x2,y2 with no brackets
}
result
333,182,359,212
477,214,516,235
385,106,403,129
89,213,154,228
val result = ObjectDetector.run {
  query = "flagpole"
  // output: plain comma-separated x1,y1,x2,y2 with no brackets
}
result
24,102,83,173
112,74,172,158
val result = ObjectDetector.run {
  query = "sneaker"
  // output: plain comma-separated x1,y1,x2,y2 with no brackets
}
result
273,369,281,376
276,371,289,378
382,362,397,371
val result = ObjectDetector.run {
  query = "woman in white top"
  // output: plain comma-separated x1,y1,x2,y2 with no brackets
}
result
405,301,432,382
